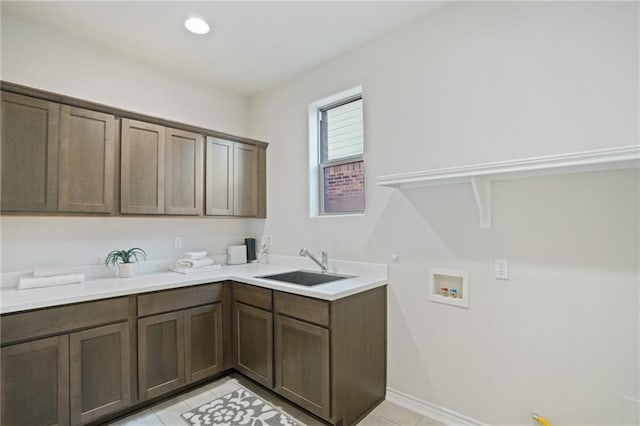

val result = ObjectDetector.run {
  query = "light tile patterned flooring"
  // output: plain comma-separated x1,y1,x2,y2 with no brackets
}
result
107,373,442,426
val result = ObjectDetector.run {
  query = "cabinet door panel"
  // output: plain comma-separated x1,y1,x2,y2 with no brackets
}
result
205,137,234,215
70,322,131,424
275,315,330,419
1,92,59,212
121,119,165,214
1,335,69,426
233,302,273,388
185,304,223,383
233,143,257,217
59,106,115,213
165,128,203,215
257,146,267,218
138,311,184,400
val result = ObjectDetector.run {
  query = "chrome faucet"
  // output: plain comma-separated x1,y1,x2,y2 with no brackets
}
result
299,248,328,273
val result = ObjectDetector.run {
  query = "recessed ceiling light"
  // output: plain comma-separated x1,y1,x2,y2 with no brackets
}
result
185,17,210,35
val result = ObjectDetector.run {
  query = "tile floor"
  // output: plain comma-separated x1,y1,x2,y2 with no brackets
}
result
107,373,442,426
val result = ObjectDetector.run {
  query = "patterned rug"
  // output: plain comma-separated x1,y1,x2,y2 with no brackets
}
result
181,386,304,426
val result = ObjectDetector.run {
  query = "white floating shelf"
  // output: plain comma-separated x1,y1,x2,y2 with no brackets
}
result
376,145,640,229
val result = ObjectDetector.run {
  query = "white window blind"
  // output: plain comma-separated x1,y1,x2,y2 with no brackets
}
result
323,98,363,162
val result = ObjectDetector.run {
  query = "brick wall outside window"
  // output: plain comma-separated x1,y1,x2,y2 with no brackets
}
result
323,160,364,213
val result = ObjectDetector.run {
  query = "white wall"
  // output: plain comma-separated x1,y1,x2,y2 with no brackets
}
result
0,13,262,273
249,2,639,425
0,13,248,135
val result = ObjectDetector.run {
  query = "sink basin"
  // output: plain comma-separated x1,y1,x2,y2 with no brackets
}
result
256,270,354,286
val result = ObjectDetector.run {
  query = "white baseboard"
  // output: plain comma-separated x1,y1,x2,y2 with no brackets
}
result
386,387,488,426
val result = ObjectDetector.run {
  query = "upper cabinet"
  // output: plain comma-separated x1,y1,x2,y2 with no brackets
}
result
58,106,115,213
234,143,258,217
1,93,116,214
120,119,165,215
205,137,234,216
121,120,204,216
205,138,266,218
1,93,60,212
0,85,267,218
165,128,204,215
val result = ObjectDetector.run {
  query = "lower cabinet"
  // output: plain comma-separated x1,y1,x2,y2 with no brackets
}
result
272,287,387,425
1,322,131,426
1,335,70,426
138,302,224,401
233,302,273,388
274,315,330,419
1,297,132,426
138,311,185,400
0,282,385,426
69,323,131,425
185,304,224,383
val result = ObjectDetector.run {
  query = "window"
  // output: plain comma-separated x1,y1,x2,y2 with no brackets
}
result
317,95,364,214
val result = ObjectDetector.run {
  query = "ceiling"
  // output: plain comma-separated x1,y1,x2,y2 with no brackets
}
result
2,1,444,96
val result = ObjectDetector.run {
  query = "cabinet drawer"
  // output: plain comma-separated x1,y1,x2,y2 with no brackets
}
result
274,291,329,327
233,283,272,311
138,283,222,317
1,297,129,346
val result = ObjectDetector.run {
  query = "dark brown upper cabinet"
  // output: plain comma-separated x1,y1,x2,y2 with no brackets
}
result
120,118,165,214
1,93,117,214
165,128,204,215
1,92,60,212
1,84,267,218
58,106,116,213
205,138,266,218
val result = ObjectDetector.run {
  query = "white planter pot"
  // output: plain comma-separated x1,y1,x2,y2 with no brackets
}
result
118,263,137,278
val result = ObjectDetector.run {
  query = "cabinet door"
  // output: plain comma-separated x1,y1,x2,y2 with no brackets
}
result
1,92,59,212
58,106,115,213
69,322,131,424
233,302,273,388
138,311,184,400
184,304,223,383
120,118,165,214
165,128,203,215
257,145,267,218
233,143,258,217
205,137,234,215
274,315,330,419
1,335,69,426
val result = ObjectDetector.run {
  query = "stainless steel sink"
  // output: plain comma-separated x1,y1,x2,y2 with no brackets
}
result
256,270,354,286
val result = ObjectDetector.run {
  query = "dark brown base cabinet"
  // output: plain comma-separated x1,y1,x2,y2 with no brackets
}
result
272,287,387,425
137,284,225,401
1,281,385,426
1,335,70,426
232,283,274,388
0,297,131,426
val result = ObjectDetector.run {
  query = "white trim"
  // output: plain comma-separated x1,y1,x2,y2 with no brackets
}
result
308,86,364,217
386,387,489,426
376,145,640,228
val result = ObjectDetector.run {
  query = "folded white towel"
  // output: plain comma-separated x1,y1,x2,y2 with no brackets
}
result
184,251,208,260
170,264,222,274
175,257,215,270
33,266,75,277
18,273,85,290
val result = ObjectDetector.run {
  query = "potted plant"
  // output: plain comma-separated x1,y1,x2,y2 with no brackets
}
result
105,248,147,278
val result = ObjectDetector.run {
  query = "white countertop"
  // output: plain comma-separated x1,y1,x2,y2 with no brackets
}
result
0,258,387,314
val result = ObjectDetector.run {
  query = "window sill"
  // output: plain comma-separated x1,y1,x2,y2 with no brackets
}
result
310,213,365,219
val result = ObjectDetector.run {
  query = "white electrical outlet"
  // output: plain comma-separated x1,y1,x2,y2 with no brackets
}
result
495,259,509,280
174,236,182,249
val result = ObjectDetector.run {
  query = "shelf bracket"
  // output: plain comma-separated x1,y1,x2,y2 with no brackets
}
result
470,176,492,229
